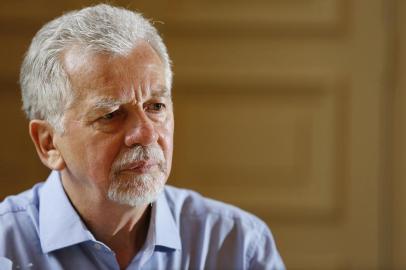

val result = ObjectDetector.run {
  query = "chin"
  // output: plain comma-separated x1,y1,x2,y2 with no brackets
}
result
107,172,166,207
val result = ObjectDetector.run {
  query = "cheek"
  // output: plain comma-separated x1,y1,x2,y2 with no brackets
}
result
81,135,124,182
159,117,174,168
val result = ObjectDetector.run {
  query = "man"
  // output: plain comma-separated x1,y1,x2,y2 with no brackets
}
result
0,4,284,270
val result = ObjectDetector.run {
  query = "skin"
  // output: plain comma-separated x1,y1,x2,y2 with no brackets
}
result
29,41,174,269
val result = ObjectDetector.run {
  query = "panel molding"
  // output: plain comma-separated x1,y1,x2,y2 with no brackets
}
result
170,72,350,223
0,0,349,36
163,0,349,36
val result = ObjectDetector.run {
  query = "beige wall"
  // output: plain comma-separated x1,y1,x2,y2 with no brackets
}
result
393,1,406,269
0,0,401,269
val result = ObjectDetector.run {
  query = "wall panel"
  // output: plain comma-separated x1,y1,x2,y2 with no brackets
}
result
0,0,390,269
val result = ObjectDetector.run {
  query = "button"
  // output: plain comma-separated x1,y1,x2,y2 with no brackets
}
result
93,243,102,250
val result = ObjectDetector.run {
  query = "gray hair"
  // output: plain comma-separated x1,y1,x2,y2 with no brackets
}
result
20,4,172,132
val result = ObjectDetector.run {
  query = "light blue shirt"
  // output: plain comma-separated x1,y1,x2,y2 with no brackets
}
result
0,171,285,269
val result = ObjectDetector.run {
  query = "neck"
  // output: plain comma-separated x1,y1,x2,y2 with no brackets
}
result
60,171,151,269
86,203,151,269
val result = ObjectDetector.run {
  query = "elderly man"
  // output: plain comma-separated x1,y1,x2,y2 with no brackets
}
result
0,4,284,270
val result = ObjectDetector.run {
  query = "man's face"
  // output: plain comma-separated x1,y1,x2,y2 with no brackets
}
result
55,41,174,206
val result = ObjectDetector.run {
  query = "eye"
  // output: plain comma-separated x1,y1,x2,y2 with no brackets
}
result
99,110,123,121
102,112,114,120
145,103,166,112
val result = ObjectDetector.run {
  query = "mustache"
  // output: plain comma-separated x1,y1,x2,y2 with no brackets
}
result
111,145,166,173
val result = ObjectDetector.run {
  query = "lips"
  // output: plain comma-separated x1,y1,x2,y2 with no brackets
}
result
120,160,158,174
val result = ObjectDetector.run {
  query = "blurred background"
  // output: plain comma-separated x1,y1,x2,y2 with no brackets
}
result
1,0,405,269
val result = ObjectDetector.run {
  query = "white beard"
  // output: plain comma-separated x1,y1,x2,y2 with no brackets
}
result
107,144,167,207
107,170,166,206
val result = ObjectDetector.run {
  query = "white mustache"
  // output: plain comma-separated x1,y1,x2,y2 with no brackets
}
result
112,145,166,173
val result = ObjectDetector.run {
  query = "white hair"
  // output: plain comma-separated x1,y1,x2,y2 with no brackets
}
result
20,4,172,132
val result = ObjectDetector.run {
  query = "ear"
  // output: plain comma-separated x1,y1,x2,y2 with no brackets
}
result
29,120,66,171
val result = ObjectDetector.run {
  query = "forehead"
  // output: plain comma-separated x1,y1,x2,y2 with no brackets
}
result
62,42,166,100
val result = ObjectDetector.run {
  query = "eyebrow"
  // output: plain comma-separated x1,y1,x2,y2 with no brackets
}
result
80,97,124,119
93,97,124,110
82,86,172,118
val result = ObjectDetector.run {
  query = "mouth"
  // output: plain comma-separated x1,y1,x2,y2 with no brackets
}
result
119,160,159,174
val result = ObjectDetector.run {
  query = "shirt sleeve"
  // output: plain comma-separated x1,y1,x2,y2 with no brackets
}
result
247,222,286,270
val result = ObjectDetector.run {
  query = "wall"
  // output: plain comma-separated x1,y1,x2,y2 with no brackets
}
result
0,0,396,269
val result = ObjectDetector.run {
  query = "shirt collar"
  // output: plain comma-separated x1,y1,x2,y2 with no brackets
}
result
39,171,93,253
39,171,182,253
150,189,182,251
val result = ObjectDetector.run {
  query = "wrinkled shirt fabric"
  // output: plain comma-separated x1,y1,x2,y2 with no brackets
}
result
0,171,285,269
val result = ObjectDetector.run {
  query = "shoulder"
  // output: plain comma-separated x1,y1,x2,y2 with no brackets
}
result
0,183,42,217
162,185,273,249
162,185,285,269
163,185,267,229
0,183,43,254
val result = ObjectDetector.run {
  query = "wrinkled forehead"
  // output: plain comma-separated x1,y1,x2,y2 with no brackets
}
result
62,41,166,100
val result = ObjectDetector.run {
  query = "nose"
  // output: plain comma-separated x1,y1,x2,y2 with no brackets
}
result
124,110,158,147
